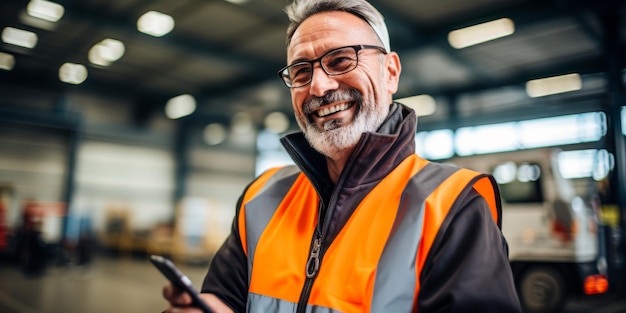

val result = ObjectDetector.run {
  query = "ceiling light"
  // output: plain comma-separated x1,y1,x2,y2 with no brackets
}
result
98,39,125,61
526,73,582,98
396,94,437,117
0,52,15,70
58,63,88,84
88,45,109,66
1,27,38,49
264,112,290,134
448,18,514,49
27,0,64,22
224,0,249,4
165,94,196,119
137,11,175,37
89,38,125,66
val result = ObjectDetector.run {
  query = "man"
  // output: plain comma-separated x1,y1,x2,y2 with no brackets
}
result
162,0,522,312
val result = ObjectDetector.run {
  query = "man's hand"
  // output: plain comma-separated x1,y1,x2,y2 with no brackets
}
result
162,283,234,313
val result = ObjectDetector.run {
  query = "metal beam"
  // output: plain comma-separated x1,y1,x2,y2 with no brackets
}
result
2,0,623,108
54,0,281,73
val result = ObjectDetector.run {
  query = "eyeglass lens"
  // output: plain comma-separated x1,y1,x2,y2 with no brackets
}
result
287,47,358,87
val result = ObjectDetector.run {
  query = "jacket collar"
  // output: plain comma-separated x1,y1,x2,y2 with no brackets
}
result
280,102,417,194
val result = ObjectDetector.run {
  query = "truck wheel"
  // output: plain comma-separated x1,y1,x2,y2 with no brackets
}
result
518,266,566,313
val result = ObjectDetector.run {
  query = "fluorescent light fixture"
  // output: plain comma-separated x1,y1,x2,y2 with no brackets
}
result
98,39,125,61
137,11,175,37
448,18,514,49
88,45,109,66
526,73,582,98
27,0,64,22
396,94,436,116
0,52,15,70
165,94,196,119
1,27,38,48
88,38,125,66
58,62,88,84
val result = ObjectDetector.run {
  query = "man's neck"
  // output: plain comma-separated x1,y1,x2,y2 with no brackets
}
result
326,149,352,184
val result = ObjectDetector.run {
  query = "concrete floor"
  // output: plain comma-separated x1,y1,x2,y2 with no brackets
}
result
1,254,626,313
0,255,209,313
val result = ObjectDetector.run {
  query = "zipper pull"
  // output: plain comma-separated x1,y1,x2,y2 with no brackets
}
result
305,238,321,278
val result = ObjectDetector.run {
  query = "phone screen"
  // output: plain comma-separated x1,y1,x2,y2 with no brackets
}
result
150,255,214,313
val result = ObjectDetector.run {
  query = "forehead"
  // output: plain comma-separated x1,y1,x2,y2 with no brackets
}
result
288,11,377,61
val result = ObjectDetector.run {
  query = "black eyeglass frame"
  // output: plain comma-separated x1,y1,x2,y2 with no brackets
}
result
277,44,388,88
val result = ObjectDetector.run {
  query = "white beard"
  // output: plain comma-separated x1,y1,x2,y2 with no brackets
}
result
296,88,389,159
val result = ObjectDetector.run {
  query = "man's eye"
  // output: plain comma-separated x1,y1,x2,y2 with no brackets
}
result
292,66,311,78
325,51,356,72
327,56,351,68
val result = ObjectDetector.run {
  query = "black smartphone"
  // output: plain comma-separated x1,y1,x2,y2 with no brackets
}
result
150,255,214,313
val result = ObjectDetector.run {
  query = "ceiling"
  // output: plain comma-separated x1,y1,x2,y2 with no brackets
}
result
0,0,625,127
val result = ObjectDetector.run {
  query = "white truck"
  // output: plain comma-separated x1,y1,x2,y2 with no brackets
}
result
442,148,609,313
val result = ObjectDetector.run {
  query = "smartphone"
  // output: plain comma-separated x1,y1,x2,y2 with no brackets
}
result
150,254,214,313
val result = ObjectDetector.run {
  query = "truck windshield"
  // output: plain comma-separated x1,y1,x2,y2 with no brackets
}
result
493,161,543,203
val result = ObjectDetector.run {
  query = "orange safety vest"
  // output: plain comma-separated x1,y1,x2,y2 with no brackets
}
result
238,154,500,312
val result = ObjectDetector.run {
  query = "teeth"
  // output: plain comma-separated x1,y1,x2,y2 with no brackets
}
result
317,102,350,117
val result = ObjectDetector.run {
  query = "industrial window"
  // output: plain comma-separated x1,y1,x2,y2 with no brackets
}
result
417,111,606,160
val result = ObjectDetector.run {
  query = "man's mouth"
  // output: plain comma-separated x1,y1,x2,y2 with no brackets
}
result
314,101,353,118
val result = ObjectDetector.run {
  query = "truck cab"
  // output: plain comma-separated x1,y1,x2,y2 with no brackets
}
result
443,148,608,313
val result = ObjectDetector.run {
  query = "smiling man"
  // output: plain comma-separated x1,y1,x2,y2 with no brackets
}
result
284,9,401,182
161,0,522,312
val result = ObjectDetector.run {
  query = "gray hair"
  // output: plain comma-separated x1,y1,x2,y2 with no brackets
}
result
284,0,391,52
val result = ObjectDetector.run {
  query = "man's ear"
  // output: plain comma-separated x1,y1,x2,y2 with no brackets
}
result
385,52,401,94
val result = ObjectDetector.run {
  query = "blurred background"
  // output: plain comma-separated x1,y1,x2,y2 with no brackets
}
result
0,0,625,312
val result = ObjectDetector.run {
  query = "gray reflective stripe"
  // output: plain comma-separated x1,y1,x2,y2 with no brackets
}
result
371,162,459,311
248,293,341,313
257,165,301,195
244,166,301,285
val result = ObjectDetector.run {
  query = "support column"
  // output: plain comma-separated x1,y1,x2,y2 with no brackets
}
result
601,2,626,292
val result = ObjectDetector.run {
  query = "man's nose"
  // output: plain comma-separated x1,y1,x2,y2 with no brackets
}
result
308,65,339,97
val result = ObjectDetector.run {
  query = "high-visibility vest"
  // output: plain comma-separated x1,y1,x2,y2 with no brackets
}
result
239,154,501,313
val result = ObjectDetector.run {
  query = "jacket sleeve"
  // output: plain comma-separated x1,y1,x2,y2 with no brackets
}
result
200,194,248,312
417,188,522,313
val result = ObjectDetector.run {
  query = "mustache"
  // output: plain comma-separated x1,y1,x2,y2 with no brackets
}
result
303,88,362,115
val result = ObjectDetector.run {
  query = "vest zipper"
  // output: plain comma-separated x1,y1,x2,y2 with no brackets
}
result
305,237,322,278
296,234,322,313
282,138,358,313
293,154,355,313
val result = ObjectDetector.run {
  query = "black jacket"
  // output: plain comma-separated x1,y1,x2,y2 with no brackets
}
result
202,103,522,312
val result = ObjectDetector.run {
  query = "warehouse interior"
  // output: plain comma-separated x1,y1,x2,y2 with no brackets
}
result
0,0,625,312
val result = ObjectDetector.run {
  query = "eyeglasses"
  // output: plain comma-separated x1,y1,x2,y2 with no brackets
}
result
277,44,387,88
